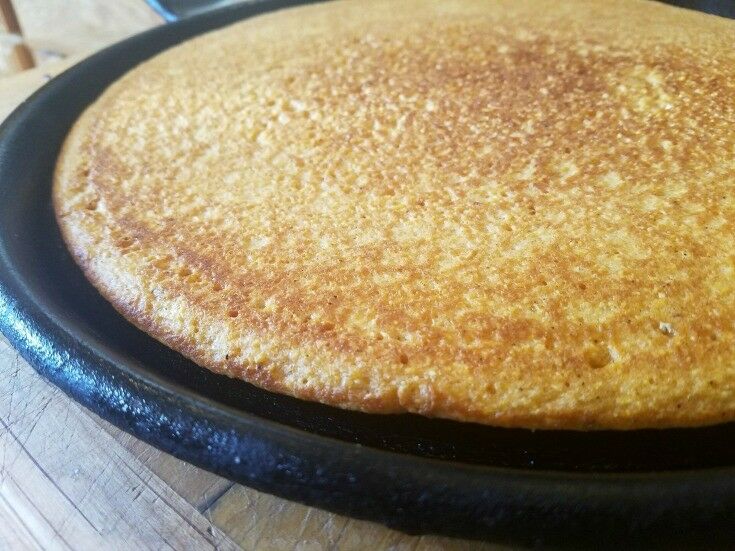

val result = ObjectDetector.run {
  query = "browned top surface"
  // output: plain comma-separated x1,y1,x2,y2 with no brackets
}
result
54,0,735,429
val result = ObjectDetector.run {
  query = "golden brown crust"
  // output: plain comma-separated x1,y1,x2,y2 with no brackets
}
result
54,0,735,429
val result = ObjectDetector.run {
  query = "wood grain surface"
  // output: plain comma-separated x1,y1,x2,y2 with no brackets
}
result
0,0,34,74
0,2,507,549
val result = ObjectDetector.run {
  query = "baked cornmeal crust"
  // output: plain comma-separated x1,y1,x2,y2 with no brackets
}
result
54,0,735,429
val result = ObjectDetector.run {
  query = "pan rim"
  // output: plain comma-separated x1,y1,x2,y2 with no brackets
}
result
0,0,733,544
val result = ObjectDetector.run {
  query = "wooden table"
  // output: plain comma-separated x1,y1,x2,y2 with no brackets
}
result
0,2,504,549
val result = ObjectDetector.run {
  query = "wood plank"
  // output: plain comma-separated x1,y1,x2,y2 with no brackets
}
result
0,0,34,73
0,32,22,76
97,422,234,512
7,40,33,70
12,0,161,57
0,0,23,34
0,336,241,551
0,423,110,550
208,484,506,551
0,51,85,120
0,482,46,550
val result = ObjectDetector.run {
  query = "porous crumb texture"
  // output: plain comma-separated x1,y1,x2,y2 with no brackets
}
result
54,0,735,429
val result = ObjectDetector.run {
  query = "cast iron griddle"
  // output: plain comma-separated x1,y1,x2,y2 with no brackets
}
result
0,1,734,547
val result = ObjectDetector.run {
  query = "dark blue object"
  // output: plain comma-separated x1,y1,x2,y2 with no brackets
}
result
1,1,735,546
146,0,237,21
659,0,735,18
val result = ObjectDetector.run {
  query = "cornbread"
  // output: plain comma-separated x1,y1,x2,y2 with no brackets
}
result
54,0,735,429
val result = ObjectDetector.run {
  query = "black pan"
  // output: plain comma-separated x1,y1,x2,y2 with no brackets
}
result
0,1,734,547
